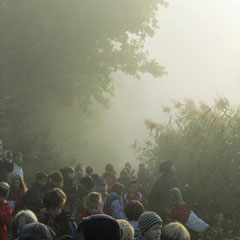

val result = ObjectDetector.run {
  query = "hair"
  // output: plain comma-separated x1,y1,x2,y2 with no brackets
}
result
75,162,85,173
9,175,27,196
105,163,114,173
169,188,185,205
87,192,101,206
111,183,125,196
120,169,129,178
92,173,100,181
64,167,74,175
36,171,48,180
49,171,63,186
10,209,38,238
81,176,94,190
117,219,134,240
86,166,93,175
43,188,66,209
128,180,137,187
0,182,10,198
161,222,190,240
125,200,144,221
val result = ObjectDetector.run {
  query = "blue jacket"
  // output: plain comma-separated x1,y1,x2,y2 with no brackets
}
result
109,192,126,220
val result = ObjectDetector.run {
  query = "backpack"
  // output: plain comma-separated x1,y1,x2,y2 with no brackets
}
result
103,195,120,216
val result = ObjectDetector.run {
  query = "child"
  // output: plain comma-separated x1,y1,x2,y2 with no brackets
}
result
165,188,190,224
23,171,48,214
124,200,144,238
85,166,93,177
118,169,130,190
76,192,104,224
106,183,126,219
101,163,118,190
161,222,190,240
137,211,162,240
0,182,12,240
122,180,147,209
95,178,108,209
45,171,63,192
8,175,27,215
39,188,77,239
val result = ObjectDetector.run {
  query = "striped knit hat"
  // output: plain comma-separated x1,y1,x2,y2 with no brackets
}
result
138,211,162,235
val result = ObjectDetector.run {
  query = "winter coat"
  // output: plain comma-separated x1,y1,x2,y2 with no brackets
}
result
122,191,147,209
165,203,190,224
0,201,12,240
76,208,104,225
108,192,126,220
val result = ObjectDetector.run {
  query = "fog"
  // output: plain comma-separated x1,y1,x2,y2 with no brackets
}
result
83,0,240,170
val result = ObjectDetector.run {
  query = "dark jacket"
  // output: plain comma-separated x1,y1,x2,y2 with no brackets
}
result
0,160,13,182
63,178,77,207
39,209,77,240
148,172,183,218
23,182,46,214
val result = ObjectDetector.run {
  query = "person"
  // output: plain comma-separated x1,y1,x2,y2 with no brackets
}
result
23,171,48,215
161,222,190,240
106,183,126,219
15,222,54,240
124,162,135,179
10,209,38,239
137,163,152,191
101,163,118,190
62,167,77,208
165,188,190,224
117,219,134,240
91,173,100,182
71,176,94,219
45,171,64,192
8,175,27,215
95,178,108,209
39,188,78,239
124,200,144,238
85,166,93,177
76,192,104,224
122,180,147,209
118,169,130,190
78,214,122,240
136,211,162,240
7,152,24,184
0,150,14,182
148,161,184,219
0,182,12,240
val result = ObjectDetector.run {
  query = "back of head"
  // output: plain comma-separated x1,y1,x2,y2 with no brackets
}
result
105,163,114,173
0,182,9,199
16,222,53,240
78,215,122,240
111,183,124,196
117,219,134,240
49,171,63,185
10,210,38,239
161,222,190,240
43,188,66,209
80,176,94,190
36,171,48,181
125,200,144,221
169,188,184,205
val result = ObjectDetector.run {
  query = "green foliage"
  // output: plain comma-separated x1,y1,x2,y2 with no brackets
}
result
0,0,166,173
134,97,240,238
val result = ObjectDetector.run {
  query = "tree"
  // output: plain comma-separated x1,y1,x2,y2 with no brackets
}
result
0,0,167,173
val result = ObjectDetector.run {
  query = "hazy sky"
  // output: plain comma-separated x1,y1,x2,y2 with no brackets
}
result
86,0,240,169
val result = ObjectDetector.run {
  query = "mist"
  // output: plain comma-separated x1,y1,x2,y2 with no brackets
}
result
84,0,240,171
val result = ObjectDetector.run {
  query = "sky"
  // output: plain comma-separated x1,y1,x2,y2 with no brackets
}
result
84,0,240,169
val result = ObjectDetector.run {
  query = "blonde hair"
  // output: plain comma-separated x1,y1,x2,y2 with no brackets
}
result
169,188,185,205
161,222,190,240
87,192,101,205
117,219,134,240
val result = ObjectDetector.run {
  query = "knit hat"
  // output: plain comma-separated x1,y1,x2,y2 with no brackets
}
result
138,211,162,235
78,215,122,240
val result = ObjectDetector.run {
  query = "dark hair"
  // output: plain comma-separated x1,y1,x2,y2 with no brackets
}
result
49,171,63,183
86,166,93,175
128,180,137,186
92,173,100,181
105,163,114,172
9,175,27,197
36,171,48,180
64,167,74,175
125,200,144,221
111,183,124,196
43,188,66,209
159,160,172,173
87,192,101,205
81,176,94,190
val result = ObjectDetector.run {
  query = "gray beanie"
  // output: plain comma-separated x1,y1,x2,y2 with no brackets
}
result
138,211,162,235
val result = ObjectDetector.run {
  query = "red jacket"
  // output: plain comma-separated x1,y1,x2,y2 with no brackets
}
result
76,208,104,225
165,203,190,224
122,192,147,209
0,201,12,240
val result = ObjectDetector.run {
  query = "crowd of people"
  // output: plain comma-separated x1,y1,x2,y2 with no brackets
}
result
0,141,208,240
